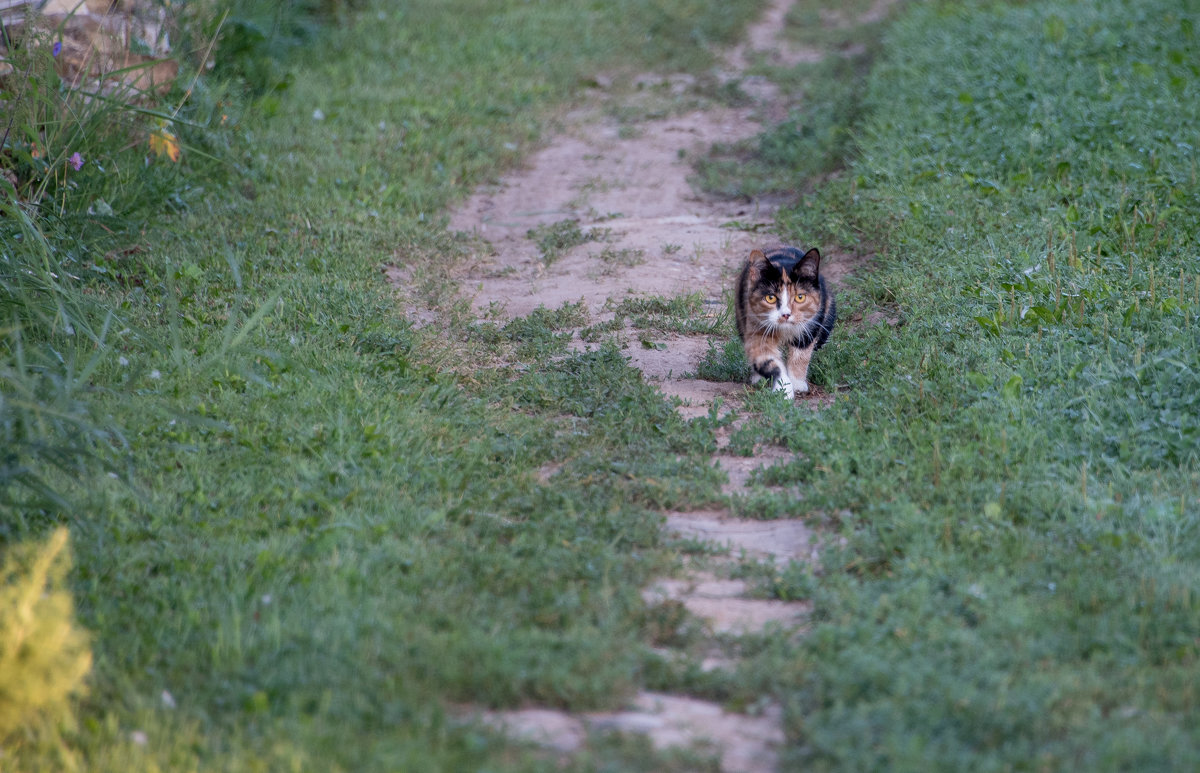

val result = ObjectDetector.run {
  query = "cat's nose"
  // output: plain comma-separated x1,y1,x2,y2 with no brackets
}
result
779,312,791,321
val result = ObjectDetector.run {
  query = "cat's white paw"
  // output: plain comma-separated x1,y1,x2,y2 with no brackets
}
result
772,375,795,400
795,379,810,394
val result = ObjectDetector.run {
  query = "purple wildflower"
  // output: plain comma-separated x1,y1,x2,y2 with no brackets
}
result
68,152,84,171
52,41,62,58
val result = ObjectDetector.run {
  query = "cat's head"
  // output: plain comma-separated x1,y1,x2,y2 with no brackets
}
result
743,246,823,331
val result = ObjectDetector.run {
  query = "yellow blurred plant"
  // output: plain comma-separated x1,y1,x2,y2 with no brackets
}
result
0,528,92,741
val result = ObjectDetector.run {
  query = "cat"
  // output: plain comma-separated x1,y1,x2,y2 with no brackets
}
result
734,246,836,399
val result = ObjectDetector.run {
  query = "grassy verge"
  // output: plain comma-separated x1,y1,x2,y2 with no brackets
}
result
3,0,764,769
716,0,1199,768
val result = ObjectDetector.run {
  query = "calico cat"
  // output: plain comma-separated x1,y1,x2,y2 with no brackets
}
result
734,246,836,399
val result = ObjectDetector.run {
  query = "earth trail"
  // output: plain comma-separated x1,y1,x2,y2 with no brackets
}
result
394,0,889,769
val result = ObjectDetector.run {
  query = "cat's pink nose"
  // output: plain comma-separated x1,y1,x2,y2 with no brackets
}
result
779,312,791,321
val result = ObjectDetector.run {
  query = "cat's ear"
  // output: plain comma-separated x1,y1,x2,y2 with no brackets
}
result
745,249,772,281
794,247,821,281
750,249,784,276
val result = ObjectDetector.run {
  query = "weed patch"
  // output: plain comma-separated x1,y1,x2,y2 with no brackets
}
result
527,219,606,266
594,245,647,275
612,293,726,336
695,337,748,383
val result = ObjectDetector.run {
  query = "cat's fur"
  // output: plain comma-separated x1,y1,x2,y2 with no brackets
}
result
734,246,836,399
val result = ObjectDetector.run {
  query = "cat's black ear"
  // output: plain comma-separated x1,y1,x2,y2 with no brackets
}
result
795,247,821,281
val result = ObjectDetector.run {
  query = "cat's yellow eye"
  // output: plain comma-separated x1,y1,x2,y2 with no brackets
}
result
763,294,777,304
795,293,806,303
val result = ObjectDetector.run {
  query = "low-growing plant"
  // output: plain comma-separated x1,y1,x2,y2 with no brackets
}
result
0,0,245,516
527,218,604,266
611,293,725,335
0,330,121,517
0,21,207,221
595,245,645,274
694,337,747,383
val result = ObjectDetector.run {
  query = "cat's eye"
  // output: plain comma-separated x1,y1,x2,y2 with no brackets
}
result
795,293,806,302
763,294,777,304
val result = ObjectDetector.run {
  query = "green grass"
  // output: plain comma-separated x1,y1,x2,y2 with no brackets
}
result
612,293,728,336
0,0,239,516
594,245,646,275
783,0,895,48
7,0,1199,769
707,0,1200,768
2,0,763,768
693,0,899,199
527,219,604,266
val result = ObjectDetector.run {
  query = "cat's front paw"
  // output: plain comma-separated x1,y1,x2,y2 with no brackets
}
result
772,374,795,400
795,379,810,395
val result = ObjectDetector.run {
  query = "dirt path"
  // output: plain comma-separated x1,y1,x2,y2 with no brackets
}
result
393,0,884,769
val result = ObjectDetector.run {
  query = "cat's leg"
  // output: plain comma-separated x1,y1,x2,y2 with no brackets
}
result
744,338,792,398
786,341,817,395
763,361,793,399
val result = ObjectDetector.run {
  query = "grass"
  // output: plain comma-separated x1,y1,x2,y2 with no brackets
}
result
527,219,604,266
783,0,892,48
6,0,1198,769
0,0,235,516
692,0,899,199
1,0,762,768
594,245,646,276
611,293,728,336
701,0,1200,768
